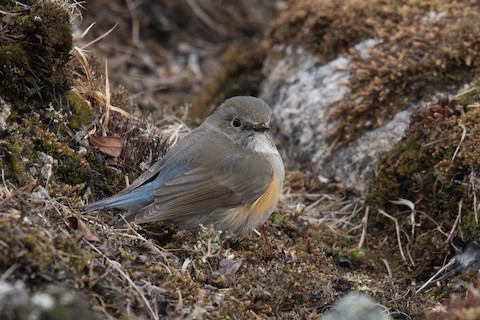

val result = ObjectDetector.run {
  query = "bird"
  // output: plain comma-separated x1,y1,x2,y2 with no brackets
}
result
82,96,285,238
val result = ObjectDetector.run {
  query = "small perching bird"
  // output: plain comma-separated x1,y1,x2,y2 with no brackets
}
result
83,96,284,238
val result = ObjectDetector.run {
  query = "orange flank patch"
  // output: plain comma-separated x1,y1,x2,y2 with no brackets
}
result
249,173,282,218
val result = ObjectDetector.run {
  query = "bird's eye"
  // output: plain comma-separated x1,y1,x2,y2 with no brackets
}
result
232,117,242,127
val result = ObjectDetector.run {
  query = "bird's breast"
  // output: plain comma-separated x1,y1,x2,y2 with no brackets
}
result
251,133,278,155
248,173,282,218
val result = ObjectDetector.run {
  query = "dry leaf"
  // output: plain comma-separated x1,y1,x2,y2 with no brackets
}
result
88,135,124,157
66,216,101,242
218,258,243,275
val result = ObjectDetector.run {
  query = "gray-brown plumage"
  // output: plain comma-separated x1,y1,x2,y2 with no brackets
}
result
83,96,284,237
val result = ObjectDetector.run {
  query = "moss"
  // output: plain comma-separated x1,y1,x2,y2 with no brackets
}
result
351,249,366,263
52,238,92,286
367,130,437,211
332,1,480,148
0,113,92,186
271,213,285,226
0,221,54,279
33,127,93,187
67,91,93,130
55,153,91,186
0,139,29,183
0,1,72,108
265,0,394,62
366,83,480,270
265,0,480,149
0,43,28,64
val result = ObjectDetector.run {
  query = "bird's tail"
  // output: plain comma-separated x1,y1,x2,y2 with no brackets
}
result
82,187,153,213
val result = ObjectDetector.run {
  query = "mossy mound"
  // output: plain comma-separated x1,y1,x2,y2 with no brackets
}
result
266,0,480,149
0,0,72,109
266,0,389,63
367,82,480,271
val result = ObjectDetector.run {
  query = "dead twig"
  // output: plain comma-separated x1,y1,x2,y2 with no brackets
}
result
358,206,368,249
378,209,406,262
444,199,462,244
452,123,466,161
415,258,455,293
383,259,393,278
185,0,227,36
470,171,478,224
79,23,118,49
0,181,35,210
390,198,417,239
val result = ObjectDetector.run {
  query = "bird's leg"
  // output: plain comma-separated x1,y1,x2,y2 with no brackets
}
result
260,225,272,256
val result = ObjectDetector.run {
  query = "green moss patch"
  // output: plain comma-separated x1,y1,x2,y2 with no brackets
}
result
0,0,72,108
367,83,480,270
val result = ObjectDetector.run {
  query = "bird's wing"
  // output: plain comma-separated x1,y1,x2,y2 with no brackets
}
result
115,159,165,195
116,127,207,195
130,160,274,226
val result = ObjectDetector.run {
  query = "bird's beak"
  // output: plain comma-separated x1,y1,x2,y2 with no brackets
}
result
251,123,270,132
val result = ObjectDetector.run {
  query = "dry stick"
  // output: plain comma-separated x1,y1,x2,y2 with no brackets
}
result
185,0,227,36
176,289,184,313
415,258,455,293
73,47,94,83
358,206,369,249
85,240,159,320
122,220,173,275
102,61,131,118
0,263,18,283
80,23,118,49
390,198,416,239
454,86,479,98
0,169,10,195
445,199,462,244
419,210,448,237
471,171,478,224
378,209,406,262
0,181,35,210
102,61,111,130
64,0,86,19
125,0,141,46
452,123,466,161
405,243,416,267
422,136,452,147
382,259,393,278
75,23,96,45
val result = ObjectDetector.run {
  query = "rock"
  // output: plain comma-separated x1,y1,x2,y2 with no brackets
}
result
261,43,413,194
321,291,392,320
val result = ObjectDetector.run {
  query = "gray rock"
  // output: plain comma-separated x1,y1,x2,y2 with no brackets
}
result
261,41,413,194
321,292,392,320
0,281,104,320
